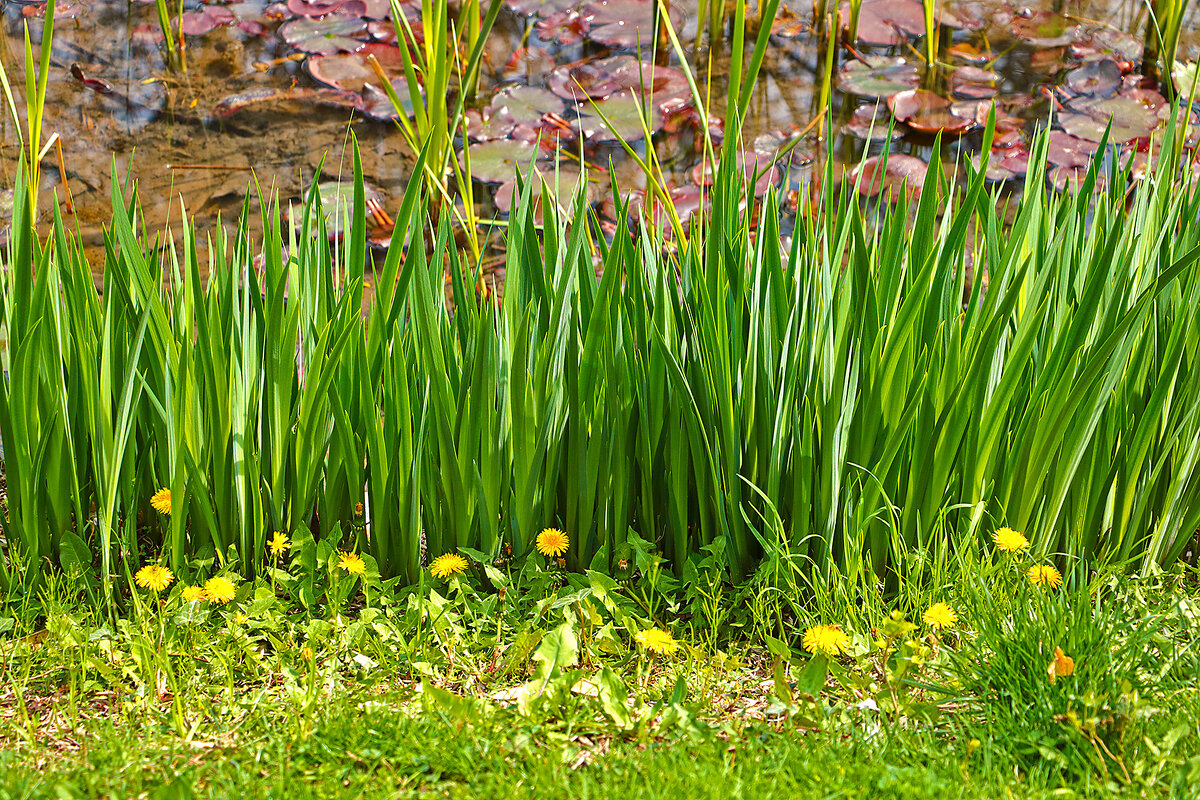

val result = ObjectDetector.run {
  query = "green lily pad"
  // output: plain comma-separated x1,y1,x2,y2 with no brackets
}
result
462,140,541,183
281,14,368,55
837,57,921,99
575,91,662,142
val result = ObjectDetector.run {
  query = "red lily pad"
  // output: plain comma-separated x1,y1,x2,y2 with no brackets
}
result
537,9,589,45
603,184,704,230
840,0,926,45
846,104,904,140
1071,29,1142,63
462,140,541,183
582,0,680,48
22,1,86,18
994,146,1030,176
1010,10,1079,47
690,150,780,196
948,42,992,64
288,0,355,16
181,5,236,35
851,154,927,198
307,43,407,93
507,0,578,16
1046,130,1099,168
950,66,999,99
548,55,688,103
971,150,1018,182
1065,59,1121,96
887,89,974,135
837,56,921,98
1047,165,1102,193
281,14,368,55
494,166,589,216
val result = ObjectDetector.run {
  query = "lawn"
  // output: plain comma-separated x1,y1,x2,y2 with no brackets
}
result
1,540,1198,799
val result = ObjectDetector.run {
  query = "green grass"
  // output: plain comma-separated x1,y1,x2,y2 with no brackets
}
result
1,550,1198,798
1,668,1196,799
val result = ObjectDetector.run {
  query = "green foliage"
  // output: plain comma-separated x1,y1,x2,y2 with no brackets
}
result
945,562,1196,783
4,120,1200,601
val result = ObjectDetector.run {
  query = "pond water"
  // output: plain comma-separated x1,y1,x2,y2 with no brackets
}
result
3,0,1200,281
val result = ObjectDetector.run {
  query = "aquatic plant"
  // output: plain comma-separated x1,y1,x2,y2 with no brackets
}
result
3,110,1200,602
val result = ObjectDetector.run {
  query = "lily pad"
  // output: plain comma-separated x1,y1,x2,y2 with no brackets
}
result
690,151,780,196
887,89,973,135
181,5,235,35
506,0,577,17
1011,11,1079,47
846,104,904,140
466,86,566,141
22,1,86,18
575,91,662,142
1065,59,1121,96
950,66,999,99
1062,94,1157,143
971,150,1018,182
1046,130,1099,168
851,154,927,198
317,180,384,237
281,14,368,55
603,184,704,230
462,140,540,183
582,0,679,48
288,0,356,16
840,0,926,45
548,55,688,102
1047,164,1103,193
494,166,589,216
837,56,921,99
307,43,407,93
1072,30,1142,63
536,9,590,45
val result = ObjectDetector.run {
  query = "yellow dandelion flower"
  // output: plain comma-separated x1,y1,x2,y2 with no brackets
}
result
181,585,206,603
802,624,851,656
300,646,315,662
134,564,174,593
234,611,250,625
430,553,468,579
634,628,679,656
267,532,290,557
337,551,366,575
922,602,958,631
150,487,172,515
535,528,569,557
992,527,1030,553
1028,564,1063,588
204,575,238,604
